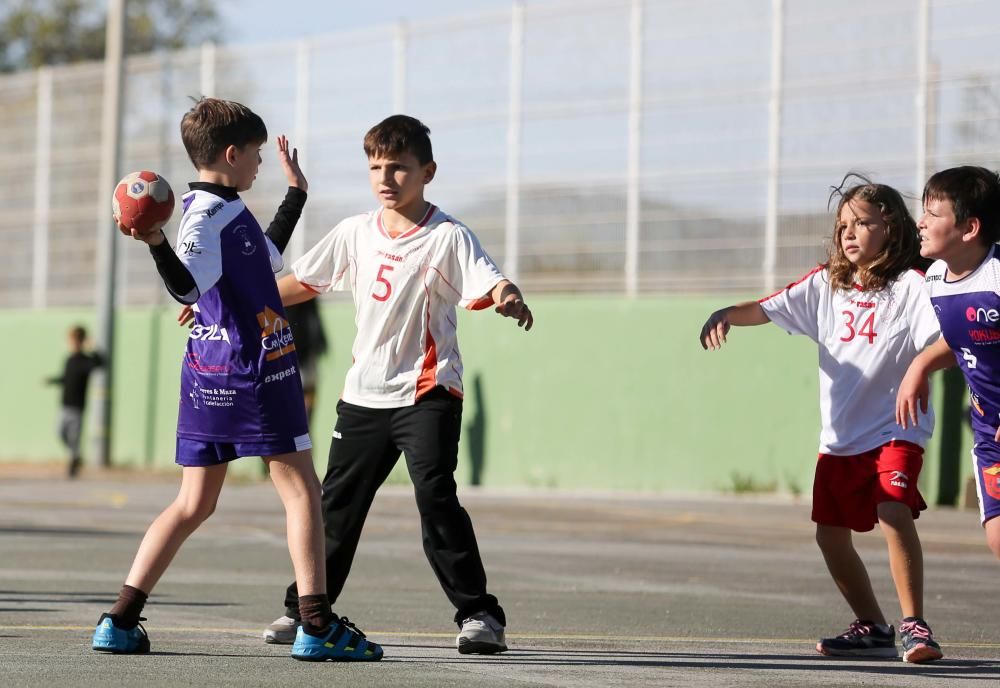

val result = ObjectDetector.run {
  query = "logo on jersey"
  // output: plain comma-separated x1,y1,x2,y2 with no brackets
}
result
983,463,1000,500
198,387,236,408
257,306,296,361
185,352,230,376
378,250,405,263
968,328,1000,344
188,323,230,344
264,365,297,384
181,240,201,256
961,347,978,369
888,470,909,489
967,306,1000,323
188,380,200,409
972,392,985,416
235,225,257,256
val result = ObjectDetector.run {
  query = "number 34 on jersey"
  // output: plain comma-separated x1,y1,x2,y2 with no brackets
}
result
840,308,878,344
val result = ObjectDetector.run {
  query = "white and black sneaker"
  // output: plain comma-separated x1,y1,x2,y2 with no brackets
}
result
816,619,897,658
263,615,300,644
456,611,507,654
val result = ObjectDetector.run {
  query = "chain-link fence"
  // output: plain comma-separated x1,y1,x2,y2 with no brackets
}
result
3,0,1000,308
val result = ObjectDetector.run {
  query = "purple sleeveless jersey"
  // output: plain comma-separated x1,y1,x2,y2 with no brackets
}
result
173,188,308,445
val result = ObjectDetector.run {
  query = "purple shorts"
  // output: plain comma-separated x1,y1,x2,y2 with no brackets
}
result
972,439,1000,525
175,434,312,467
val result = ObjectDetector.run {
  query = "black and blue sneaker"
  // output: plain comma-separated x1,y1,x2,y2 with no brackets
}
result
91,613,151,654
290,617,383,662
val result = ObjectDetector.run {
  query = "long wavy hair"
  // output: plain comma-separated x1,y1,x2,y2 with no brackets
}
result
826,174,926,293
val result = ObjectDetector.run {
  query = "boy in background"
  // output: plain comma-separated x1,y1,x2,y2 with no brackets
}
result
47,324,102,478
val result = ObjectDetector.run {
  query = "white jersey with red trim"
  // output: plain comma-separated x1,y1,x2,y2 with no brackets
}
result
292,204,505,408
759,266,940,455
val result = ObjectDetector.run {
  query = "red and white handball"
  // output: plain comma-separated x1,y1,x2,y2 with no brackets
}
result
112,171,175,235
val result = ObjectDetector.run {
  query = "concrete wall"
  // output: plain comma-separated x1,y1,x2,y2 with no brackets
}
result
0,298,969,501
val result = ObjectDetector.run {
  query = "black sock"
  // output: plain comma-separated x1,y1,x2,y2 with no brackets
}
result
298,594,333,636
108,584,148,629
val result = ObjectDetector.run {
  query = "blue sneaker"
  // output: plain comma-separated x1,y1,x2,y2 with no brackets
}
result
92,613,150,654
290,617,383,662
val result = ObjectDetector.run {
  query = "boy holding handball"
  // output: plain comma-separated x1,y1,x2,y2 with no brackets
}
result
92,97,382,662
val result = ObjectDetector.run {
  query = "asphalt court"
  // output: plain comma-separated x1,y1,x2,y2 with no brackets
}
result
1,471,999,687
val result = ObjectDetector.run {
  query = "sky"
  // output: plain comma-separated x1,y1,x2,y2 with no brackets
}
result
217,0,525,45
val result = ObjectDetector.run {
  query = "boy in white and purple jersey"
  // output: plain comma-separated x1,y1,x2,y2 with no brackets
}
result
91,98,382,662
900,166,1000,545
174,183,309,458
261,115,533,656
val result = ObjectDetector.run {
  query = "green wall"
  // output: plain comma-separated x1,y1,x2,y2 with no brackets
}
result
0,298,971,501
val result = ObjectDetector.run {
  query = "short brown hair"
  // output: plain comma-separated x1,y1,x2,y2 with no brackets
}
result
363,115,433,165
923,166,1000,245
180,97,267,168
69,325,86,344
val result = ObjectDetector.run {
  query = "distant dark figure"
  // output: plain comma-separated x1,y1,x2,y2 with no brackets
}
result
467,374,486,486
284,298,328,425
47,325,103,478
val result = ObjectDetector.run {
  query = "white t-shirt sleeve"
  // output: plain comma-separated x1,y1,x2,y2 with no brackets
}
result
437,225,505,308
759,267,825,342
175,217,223,297
292,221,351,293
905,273,942,349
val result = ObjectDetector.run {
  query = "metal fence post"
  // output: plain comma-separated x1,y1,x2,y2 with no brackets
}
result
914,0,930,214
200,41,216,97
505,3,525,282
394,22,408,113
763,0,784,294
292,39,310,262
93,0,126,467
624,0,643,297
32,67,52,310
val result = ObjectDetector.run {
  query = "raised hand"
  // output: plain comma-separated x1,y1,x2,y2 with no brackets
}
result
276,134,307,192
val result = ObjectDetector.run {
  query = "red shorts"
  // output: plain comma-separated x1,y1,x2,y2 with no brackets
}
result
812,440,927,532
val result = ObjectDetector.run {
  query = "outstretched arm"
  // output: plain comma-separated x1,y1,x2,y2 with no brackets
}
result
177,273,317,330
277,273,320,308
489,279,533,331
264,135,308,254
699,301,770,351
896,336,955,429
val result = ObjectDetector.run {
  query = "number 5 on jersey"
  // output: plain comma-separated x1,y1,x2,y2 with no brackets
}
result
373,263,394,302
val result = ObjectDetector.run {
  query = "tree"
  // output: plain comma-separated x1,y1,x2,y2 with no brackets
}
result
0,0,221,73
